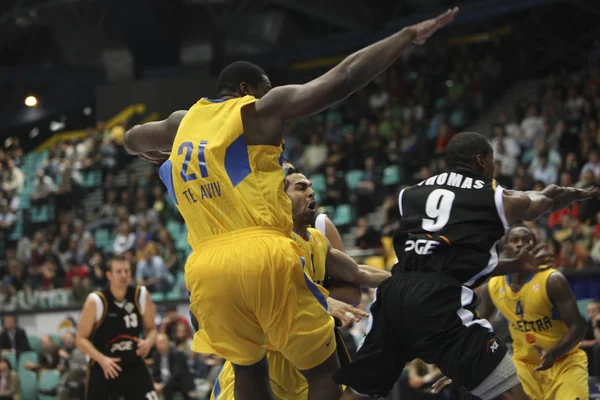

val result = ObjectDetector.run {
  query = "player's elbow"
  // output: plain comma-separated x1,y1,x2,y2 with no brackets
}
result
123,126,142,155
573,317,586,342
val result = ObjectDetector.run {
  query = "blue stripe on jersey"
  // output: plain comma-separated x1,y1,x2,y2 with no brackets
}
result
158,160,179,205
300,256,328,310
203,97,225,103
224,135,251,187
278,148,284,166
213,367,223,399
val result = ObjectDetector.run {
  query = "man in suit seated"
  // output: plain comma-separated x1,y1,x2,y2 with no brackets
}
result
152,333,194,400
0,316,31,356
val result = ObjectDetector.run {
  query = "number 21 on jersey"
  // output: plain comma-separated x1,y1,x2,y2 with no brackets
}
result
422,189,455,232
176,140,222,203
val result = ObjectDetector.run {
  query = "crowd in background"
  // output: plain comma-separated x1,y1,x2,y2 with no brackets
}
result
0,36,600,399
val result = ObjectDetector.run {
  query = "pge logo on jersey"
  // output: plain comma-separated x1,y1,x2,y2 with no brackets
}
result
404,239,440,255
487,339,499,354
111,340,134,353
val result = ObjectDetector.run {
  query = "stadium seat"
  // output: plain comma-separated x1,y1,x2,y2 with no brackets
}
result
38,369,60,400
310,174,326,194
577,299,592,318
18,351,39,374
345,170,365,190
49,333,61,346
20,369,37,400
4,352,16,369
166,290,181,301
364,255,385,270
320,205,335,217
28,335,42,353
151,292,165,302
382,165,402,186
332,204,353,226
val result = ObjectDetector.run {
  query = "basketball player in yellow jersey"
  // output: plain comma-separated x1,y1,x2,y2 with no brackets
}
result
123,9,458,399
212,169,391,400
483,225,588,400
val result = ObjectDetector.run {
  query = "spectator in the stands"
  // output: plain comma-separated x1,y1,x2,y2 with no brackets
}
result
520,104,545,148
24,335,60,374
0,203,15,232
152,333,194,400
136,249,173,293
113,222,136,255
89,253,107,289
581,149,600,179
532,152,558,185
323,166,347,207
30,170,57,206
580,300,600,377
355,157,381,216
2,159,24,194
494,141,518,177
564,86,586,122
160,306,192,341
0,316,31,355
0,357,21,400
355,216,382,250
491,124,520,158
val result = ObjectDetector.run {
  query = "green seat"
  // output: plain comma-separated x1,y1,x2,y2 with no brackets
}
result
320,206,335,217
382,165,402,186
345,170,365,190
309,174,326,193
49,334,61,346
332,204,354,226
20,369,37,400
151,292,165,303
4,352,16,369
28,335,42,353
166,290,181,301
577,299,592,318
38,369,60,400
167,220,181,238
18,351,39,374
95,229,109,247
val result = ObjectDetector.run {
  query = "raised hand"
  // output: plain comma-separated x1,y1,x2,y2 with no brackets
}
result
533,345,555,371
532,243,554,266
412,7,460,45
517,246,539,274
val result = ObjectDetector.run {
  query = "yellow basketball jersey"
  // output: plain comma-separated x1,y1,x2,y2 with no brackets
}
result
291,228,328,286
159,96,292,249
488,268,579,364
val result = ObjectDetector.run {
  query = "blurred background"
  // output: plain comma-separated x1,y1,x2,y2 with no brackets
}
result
0,0,600,398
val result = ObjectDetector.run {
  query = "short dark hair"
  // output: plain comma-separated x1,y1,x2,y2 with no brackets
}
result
506,223,536,244
445,131,492,169
216,61,267,97
107,255,129,272
284,167,302,191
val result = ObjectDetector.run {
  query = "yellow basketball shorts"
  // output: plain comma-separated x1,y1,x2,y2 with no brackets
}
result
186,228,336,370
514,349,588,400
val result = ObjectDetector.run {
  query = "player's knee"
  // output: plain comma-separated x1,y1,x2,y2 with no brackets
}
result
299,350,340,383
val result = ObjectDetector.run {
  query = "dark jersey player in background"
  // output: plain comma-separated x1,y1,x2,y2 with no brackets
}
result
76,256,158,400
334,131,600,400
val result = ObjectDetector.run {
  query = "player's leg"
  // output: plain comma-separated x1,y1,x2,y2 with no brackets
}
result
84,364,112,400
547,350,589,400
231,355,275,399
120,359,159,400
261,244,342,400
186,245,275,400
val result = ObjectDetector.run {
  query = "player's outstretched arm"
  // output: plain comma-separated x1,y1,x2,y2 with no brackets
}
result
478,283,498,322
76,295,122,379
255,8,458,124
124,110,187,155
533,272,586,371
325,243,391,288
503,185,600,223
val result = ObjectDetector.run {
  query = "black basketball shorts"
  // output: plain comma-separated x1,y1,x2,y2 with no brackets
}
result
85,357,157,400
333,272,508,397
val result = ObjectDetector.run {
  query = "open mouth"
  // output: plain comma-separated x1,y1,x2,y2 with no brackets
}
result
307,201,317,211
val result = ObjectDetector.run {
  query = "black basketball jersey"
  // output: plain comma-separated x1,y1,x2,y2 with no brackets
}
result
393,168,509,288
90,285,144,365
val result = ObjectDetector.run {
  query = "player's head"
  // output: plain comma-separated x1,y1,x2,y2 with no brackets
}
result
216,61,271,99
445,131,494,178
587,299,600,320
285,169,317,225
106,255,132,288
156,333,170,355
504,223,536,258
